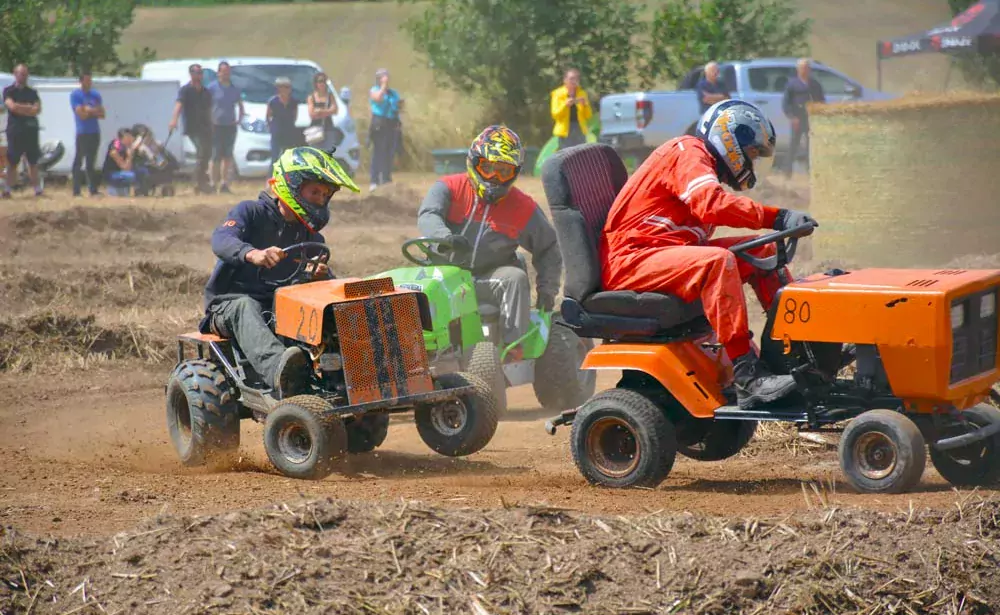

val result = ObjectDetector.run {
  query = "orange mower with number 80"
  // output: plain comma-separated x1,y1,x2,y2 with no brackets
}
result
541,143,1000,495
166,242,498,481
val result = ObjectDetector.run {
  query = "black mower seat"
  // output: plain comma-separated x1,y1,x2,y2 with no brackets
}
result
582,290,704,328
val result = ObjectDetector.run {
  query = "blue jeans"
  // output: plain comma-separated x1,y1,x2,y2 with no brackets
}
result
107,169,150,196
369,115,398,186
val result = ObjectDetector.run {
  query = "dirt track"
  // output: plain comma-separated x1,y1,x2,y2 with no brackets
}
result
2,177,1000,613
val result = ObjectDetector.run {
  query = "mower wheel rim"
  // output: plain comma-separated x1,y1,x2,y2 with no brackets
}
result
854,431,897,480
431,400,468,436
587,416,640,478
277,421,313,465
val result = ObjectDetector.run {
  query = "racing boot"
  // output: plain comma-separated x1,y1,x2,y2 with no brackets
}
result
732,352,798,409
273,346,311,400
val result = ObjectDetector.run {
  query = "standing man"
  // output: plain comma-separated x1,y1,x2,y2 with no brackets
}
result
3,64,43,198
550,68,593,151
781,58,826,176
70,71,105,197
169,63,213,194
208,61,245,194
695,61,730,114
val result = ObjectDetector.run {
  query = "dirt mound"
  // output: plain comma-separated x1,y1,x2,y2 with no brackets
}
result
0,262,207,313
0,312,169,372
3,206,193,237
2,496,998,614
334,183,423,224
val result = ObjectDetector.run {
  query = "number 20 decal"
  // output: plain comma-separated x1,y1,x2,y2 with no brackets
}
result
295,306,320,341
782,297,811,324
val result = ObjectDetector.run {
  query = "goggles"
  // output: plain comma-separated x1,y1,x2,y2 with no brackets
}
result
475,159,518,183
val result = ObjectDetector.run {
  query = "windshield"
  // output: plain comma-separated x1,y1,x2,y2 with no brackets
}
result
202,64,325,104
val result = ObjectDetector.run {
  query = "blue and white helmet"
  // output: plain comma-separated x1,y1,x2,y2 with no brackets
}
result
696,100,776,191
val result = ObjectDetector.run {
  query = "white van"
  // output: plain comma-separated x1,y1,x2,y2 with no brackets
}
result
140,57,361,178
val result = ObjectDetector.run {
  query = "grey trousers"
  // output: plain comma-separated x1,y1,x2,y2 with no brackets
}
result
474,266,531,345
207,296,287,385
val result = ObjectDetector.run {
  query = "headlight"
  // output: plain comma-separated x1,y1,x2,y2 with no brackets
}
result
981,293,996,319
240,116,269,134
951,303,966,329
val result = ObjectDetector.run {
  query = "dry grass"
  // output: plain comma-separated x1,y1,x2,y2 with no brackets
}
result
117,0,961,169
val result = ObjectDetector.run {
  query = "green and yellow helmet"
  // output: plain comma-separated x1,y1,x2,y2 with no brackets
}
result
466,125,523,204
270,146,359,232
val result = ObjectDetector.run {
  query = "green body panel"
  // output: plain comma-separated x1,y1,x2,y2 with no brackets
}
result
373,265,484,352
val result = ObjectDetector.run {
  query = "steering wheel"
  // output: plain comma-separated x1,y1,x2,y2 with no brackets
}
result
728,222,817,271
258,242,333,287
401,236,466,267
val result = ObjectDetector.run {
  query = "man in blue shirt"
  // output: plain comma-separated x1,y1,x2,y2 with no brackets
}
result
367,68,402,192
69,72,105,197
208,61,245,194
695,61,730,114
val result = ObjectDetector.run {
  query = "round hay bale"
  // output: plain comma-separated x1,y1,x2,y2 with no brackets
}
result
808,92,1000,268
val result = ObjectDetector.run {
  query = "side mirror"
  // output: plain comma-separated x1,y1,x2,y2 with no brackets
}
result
339,86,352,107
845,83,862,98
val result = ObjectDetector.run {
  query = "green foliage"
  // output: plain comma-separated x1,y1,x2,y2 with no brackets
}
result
640,0,812,88
0,0,152,76
399,0,643,143
947,0,1000,89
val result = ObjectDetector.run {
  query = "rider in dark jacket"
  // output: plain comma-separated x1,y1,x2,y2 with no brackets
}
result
199,146,359,398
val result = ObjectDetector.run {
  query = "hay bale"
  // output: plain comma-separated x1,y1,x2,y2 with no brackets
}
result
808,93,1000,268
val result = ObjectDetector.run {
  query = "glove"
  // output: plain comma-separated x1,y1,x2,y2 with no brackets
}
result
773,209,818,231
446,234,472,253
536,293,556,313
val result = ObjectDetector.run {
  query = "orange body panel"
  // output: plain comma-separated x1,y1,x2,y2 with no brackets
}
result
179,331,228,344
772,268,1000,410
582,338,729,419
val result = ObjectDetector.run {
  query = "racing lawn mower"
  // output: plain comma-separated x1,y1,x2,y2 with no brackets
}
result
166,243,498,480
371,238,596,414
542,143,1000,494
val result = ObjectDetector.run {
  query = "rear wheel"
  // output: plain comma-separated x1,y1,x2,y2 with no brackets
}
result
929,405,1000,487
416,372,498,457
839,409,926,494
262,395,347,480
570,388,677,489
165,359,240,469
533,326,597,411
466,341,507,414
345,413,390,454
676,418,758,461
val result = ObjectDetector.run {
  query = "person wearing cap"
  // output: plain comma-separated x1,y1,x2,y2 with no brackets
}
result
368,68,403,192
266,76,300,162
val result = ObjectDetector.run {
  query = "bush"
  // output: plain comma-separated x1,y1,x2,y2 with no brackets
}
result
948,0,1000,89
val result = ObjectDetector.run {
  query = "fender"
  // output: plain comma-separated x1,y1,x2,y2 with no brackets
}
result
582,341,729,419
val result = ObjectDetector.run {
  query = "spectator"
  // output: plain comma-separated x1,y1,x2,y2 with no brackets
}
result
208,61,245,194
169,64,213,194
550,68,593,151
306,72,338,153
781,57,826,176
70,71,105,197
368,68,402,192
266,76,300,162
696,61,730,114
101,127,150,196
3,64,43,198
0,97,6,194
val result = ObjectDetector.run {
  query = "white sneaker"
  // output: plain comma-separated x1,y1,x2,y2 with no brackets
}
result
369,183,378,192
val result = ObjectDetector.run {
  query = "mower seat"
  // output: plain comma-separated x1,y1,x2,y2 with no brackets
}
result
542,143,707,341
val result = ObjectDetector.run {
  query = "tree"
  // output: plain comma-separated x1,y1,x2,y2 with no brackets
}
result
0,0,152,76
948,0,1000,89
640,0,811,89
400,0,644,143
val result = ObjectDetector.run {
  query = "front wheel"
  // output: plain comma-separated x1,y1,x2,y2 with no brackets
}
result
415,372,498,457
262,395,347,480
570,388,677,489
533,326,597,411
345,413,390,454
929,405,1000,487
839,409,926,494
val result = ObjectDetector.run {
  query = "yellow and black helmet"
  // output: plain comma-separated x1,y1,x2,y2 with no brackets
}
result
466,125,523,204
271,147,359,232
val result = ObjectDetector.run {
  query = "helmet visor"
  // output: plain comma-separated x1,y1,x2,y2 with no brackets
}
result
475,159,518,183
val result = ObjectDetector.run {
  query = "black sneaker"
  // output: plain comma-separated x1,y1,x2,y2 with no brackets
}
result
732,353,798,409
273,347,310,400
218,183,233,194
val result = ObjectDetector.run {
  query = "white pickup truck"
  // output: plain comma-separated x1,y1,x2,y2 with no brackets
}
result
599,58,893,165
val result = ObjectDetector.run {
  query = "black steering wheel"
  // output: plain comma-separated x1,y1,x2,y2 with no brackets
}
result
728,222,817,271
258,242,333,287
401,236,466,267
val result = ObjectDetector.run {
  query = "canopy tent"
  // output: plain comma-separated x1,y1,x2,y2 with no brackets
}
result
876,0,1000,89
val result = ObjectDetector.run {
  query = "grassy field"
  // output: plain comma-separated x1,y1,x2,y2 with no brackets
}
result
118,0,961,167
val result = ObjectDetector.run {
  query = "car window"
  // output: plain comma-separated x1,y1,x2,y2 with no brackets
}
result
200,65,325,104
746,67,796,93
720,66,737,92
812,69,854,95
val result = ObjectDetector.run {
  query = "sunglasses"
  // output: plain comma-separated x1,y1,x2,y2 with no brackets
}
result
475,159,517,183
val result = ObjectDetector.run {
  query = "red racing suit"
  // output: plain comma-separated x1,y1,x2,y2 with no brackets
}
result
600,136,788,358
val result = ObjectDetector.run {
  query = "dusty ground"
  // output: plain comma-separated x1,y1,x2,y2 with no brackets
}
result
2,175,999,614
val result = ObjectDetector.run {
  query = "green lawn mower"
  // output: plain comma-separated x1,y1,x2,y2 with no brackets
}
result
370,237,596,414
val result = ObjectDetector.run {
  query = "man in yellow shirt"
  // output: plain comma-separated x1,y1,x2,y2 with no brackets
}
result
550,68,593,151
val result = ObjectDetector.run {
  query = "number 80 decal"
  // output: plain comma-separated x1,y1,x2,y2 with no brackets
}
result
782,297,811,324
